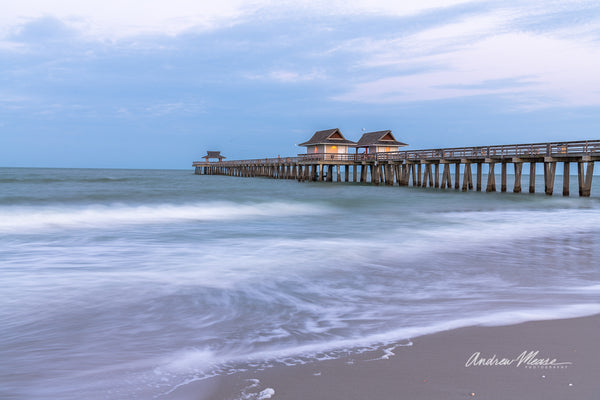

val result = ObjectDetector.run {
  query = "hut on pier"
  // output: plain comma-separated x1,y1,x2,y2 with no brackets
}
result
356,130,408,154
298,128,356,154
202,151,226,162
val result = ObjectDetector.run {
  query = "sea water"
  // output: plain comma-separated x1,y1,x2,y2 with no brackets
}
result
1,167,599,399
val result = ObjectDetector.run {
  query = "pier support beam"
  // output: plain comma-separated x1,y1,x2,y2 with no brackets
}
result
513,163,522,193
454,163,460,190
544,161,556,195
422,164,432,187
462,163,473,191
501,163,507,192
529,162,536,193
441,164,452,189
563,162,570,196
578,161,594,197
384,164,392,185
370,165,377,185
427,164,434,187
486,163,496,192
476,163,482,191
400,164,409,186
434,164,440,188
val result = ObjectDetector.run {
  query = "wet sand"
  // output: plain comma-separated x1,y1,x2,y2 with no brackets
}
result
170,314,600,400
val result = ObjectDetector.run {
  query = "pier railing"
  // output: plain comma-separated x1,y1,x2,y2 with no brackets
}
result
388,140,600,161
193,139,600,166
193,156,302,167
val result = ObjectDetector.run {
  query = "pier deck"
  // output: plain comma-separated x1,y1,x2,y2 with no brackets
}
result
193,140,599,196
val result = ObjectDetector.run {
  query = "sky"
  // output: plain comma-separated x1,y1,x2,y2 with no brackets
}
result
1,0,600,168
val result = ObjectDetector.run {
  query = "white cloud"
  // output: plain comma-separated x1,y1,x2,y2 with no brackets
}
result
0,93,30,108
0,0,259,40
333,6,600,109
144,101,206,116
3,0,600,110
0,0,478,40
0,40,26,52
247,69,324,83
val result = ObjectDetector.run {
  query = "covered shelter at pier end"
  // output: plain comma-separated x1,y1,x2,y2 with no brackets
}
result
202,151,226,162
298,128,356,154
356,130,408,154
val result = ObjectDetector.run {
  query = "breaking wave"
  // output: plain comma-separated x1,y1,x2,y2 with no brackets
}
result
0,201,329,232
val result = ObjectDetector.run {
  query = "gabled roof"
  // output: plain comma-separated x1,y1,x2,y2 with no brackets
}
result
298,128,356,147
203,151,226,159
356,130,408,148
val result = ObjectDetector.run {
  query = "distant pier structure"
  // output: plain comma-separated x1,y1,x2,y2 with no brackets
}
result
202,151,226,162
193,130,599,197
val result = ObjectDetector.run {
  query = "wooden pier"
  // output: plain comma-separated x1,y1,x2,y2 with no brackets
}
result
193,140,599,197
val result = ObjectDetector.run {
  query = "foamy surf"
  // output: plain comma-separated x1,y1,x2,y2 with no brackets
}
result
158,303,600,370
141,304,600,398
0,201,329,232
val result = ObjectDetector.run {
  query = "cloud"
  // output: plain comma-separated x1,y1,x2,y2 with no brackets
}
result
9,16,76,42
0,1,258,40
247,69,324,83
0,0,479,40
331,4,600,109
0,93,30,111
0,41,25,52
143,101,206,116
3,0,600,113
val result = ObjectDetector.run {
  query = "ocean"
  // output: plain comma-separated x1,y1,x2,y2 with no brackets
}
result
1,167,599,399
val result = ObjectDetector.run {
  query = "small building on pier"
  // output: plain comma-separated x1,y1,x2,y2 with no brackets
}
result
298,128,356,154
202,151,226,162
356,130,408,154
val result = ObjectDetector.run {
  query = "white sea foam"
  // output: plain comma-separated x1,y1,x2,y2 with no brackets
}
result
231,379,275,400
160,349,218,373
257,388,275,399
157,303,600,383
366,342,413,361
397,208,600,258
0,201,329,232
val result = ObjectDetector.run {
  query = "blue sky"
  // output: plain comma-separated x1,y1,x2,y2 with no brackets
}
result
1,0,600,168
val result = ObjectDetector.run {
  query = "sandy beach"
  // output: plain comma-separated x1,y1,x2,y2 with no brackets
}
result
169,314,600,400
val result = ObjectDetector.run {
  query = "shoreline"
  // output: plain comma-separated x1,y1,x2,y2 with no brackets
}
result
168,314,600,400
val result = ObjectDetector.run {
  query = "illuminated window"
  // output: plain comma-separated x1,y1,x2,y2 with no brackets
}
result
331,145,338,153
385,147,390,152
